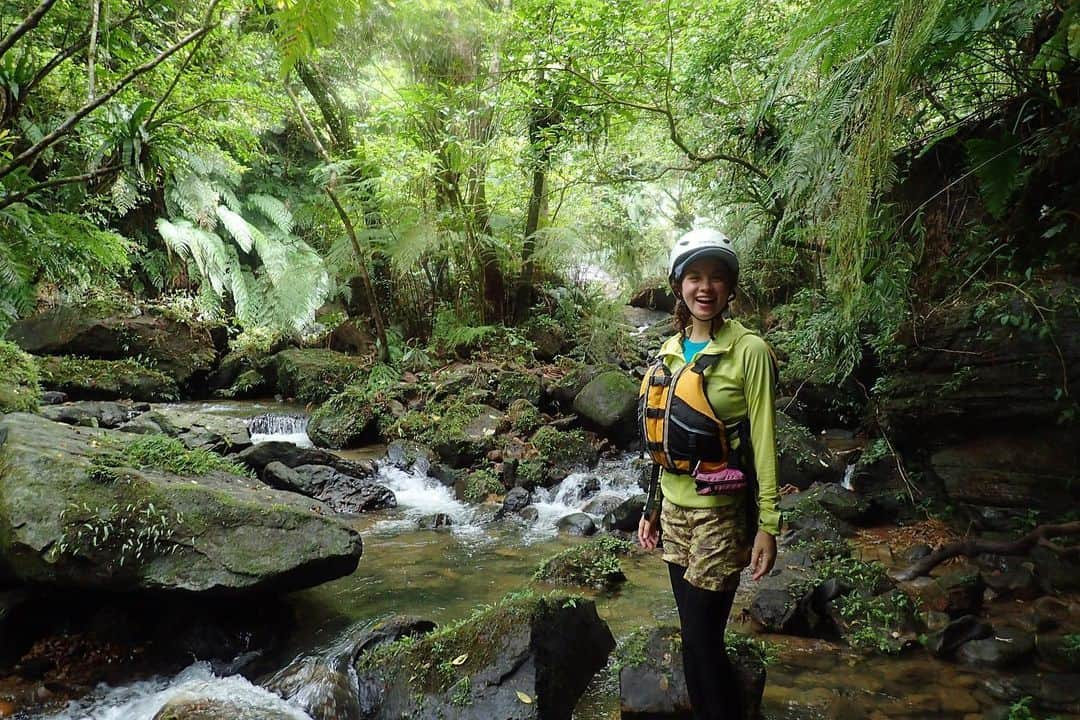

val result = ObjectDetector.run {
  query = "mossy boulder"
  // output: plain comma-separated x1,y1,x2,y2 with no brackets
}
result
507,399,542,435
355,592,615,720
533,536,631,591
0,413,362,593
495,370,543,409
307,386,378,449
775,412,843,491
153,698,298,720
0,340,40,413
530,426,598,480
6,304,219,390
618,626,766,720
390,401,505,468
272,348,367,403
572,370,638,436
116,406,252,453
36,355,179,402
462,468,504,503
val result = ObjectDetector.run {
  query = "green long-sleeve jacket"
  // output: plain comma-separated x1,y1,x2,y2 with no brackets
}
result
656,319,781,536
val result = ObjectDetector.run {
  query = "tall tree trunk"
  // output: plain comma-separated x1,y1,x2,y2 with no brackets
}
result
514,99,553,325
296,60,353,154
88,0,100,100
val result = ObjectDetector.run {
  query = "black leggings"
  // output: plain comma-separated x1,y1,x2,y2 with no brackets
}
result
667,562,743,720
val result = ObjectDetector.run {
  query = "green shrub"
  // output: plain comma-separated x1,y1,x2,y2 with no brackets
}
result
531,426,594,467
93,434,251,477
533,535,631,590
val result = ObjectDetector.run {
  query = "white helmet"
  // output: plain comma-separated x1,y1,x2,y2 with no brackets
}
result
667,228,739,287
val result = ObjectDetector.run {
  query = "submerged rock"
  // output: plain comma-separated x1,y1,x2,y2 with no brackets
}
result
556,513,596,537
354,594,614,720
0,413,362,593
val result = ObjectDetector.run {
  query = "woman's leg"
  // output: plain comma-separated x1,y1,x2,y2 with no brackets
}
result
667,562,743,720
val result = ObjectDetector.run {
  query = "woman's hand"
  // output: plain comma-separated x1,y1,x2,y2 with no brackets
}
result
638,514,659,550
750,530,777,581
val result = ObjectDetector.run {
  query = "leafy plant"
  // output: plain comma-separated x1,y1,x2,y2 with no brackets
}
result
55,499,185,568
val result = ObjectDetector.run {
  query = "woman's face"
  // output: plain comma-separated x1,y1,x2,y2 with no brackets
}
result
679,257,732,321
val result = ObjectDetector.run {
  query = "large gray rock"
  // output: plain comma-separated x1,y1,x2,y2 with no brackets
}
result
263,462,396,514
236,441,373,478
36,356,180,402
619,627,765,720
572,370,638,434
118,407,252,454
956,627,1036,669
40,400,149,429
354,595,614,720
7,305,219,389
0,413,362,594
775,412,843,491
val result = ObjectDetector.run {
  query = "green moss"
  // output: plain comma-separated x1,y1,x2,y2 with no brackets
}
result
37,355,178,401
0,340,41,412
387,397,490,449
308,385,377,448
515,459,547,489
274,348,367,403
508,399,541,435
531,426,594,467
533,535,631,590
495,371,541,409
462,469,503,503
358,590,580,694
92,434,250,477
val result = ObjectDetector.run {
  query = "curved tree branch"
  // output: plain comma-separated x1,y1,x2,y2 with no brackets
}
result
895,522,1080,581
0,164,119,210
0,0,60,61
0,18,216,182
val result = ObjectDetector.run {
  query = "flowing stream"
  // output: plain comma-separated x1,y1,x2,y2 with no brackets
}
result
25,405,1074,720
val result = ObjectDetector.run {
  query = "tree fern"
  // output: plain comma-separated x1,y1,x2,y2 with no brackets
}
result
247,194,295,235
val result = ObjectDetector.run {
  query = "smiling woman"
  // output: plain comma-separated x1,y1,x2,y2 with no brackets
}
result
637,227,780,720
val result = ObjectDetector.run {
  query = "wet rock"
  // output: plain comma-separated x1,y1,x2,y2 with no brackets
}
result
577,475,601,499
791,482,875,525
495,487,532,519
1036,633,1080,672
982,561,1039,601
384,440,435,472
748,559,825,636
982,673,1080,715
901,543,934,563
271,348,367,404
775,413,843,491
778,491,853,546
572,370,638,436
901,568,983,617
354,595,614,720
40,391,68,405
545,362,611,407
153,697,297,720
1031,545,1080,594
307,389,378,449
432,404,505,468
581,492,623,517
39,400,149,429
520,507,539,522
0,413,363,593
924,615,994,658
601,495,647,533
236,440,372,478
263,462,396,514
265,615,435,720
534,536,630,591
557,513,597,537
956,627,1036,669
618,627,765,720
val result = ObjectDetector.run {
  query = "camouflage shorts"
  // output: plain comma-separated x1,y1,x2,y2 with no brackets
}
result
660,499,751,592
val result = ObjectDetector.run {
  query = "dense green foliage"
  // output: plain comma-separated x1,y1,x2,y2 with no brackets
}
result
0,0,1074,386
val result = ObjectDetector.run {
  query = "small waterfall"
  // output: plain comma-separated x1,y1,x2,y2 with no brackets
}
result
33,662,314,720
841,463,856,491
249,413,312,448
524,456,641,543
369,464,484,538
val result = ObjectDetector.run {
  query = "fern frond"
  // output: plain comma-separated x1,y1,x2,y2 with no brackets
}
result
216,205,255,253
247,194,294,235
